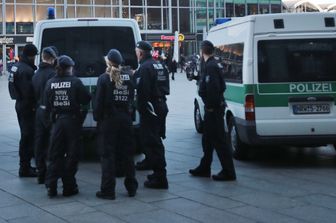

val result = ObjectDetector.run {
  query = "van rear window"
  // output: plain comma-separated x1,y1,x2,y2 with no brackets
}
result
41,26,138,77
258,38,336,83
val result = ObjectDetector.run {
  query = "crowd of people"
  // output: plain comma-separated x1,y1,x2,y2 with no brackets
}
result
8,40,236,200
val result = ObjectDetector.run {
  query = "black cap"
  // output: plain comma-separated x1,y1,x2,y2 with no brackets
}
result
107,49,123,65
136,41,152,51
57,55,75,68
23,44,38,57
42,47,57,59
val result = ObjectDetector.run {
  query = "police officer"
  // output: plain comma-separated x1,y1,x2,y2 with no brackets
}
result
44,55,91,197
189,40,236,181
32,47,58,184
135,41,169,189
93,49,138,200
9,44,38,177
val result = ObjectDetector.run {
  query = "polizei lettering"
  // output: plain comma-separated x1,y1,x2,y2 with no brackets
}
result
51,82,71,89
289,83,332,93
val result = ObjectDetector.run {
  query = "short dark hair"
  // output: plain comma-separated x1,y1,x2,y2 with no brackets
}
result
201,40,215,55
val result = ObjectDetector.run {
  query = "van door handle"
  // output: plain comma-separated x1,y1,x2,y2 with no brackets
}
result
288,96,334,103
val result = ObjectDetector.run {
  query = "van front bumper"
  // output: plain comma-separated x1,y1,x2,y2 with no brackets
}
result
235,117,336,146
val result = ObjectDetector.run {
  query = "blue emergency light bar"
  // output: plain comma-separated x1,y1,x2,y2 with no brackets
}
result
48,7,55,19
215,18,231,25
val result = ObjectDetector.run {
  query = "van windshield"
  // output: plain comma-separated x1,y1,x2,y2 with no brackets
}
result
258,38,336,83
41,26,138,77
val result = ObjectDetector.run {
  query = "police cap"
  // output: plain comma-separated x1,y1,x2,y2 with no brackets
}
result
42,47,57,59
136,41,152,51
107,49,123,65
57,55,75,68
23,44,38,57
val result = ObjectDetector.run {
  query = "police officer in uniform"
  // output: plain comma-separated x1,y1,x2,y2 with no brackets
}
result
135,41,169,189
189,40,236,181
44,55,91,197
8,44,38,177
32,47,58,184
94,49,138,200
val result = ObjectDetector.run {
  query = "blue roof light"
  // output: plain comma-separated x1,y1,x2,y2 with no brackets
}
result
48,7,55,19
215,18,231,25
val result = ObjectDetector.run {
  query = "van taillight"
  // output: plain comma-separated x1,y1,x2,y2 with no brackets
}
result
245,95,255,121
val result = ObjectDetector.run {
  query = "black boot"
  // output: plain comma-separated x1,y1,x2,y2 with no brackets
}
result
124,178,138,197
19,166,37,178
63,186,79,197
96,191,115,200
135,159,151,171
189,166,210,178
212,170,236,181
47,187,57,198
144,176,168,189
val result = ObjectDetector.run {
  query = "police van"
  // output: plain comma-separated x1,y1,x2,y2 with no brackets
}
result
33,18,141,130
193,13,336,159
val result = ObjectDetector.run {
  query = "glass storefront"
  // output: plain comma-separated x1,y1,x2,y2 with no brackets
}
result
0,0,281,73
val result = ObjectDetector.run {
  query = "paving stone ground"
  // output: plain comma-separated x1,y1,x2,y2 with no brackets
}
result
0,73,335,223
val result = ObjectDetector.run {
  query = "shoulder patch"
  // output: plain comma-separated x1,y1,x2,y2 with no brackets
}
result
217,63,223,69
11,66,18,72
120,74,130,81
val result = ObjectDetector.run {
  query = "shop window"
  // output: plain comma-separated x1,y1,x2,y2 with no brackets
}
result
179,0,190,7
234,0,246,17
271,4,281,13
67,6,75,18
77,0,91,5
95,0,110,5
77,6,93,17
16,0,33,3
122,7,130,18
216,0,225,8
172,7,178,32
95,7,111,17
226,0,234,17
259,0,270,14
147,8,161,30
6,5,14,34
56,6,64,18
180,8,192,33
147,0,160,6
36,5,50,21
37,0,55,3
248,2,258,15
16,22,33,34
163,0,169,7
162,7,169,30
111,0,119,5
0,6,2,34
131,8,144,29
131,0,143,6
216,8,225,19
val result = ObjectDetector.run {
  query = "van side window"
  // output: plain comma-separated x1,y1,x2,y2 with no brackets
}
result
215,43,244,83
258,39,336,83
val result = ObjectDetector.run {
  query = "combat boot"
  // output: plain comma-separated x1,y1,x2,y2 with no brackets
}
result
212,170,236,181
189,166,211,178
144,177,168,189
135,159,151,171
19,166,37,178
47,187,57,198
63,187,79,197
96,191,115,200
124,178,138,197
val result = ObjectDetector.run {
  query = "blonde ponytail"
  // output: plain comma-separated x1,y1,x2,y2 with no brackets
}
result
105,56,123,88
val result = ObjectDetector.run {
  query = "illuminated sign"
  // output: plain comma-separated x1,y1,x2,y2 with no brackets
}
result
160,34,185,42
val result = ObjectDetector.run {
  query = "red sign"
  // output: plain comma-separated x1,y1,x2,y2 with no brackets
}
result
161,35,175,41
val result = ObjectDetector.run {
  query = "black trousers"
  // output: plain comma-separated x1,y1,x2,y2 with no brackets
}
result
45,116,81,190
140,111,167,178
34,107,50,176
15,102,35,169
99,112,136,193
200,108,236,176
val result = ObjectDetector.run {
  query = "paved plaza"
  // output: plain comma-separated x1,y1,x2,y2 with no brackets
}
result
0,73,336,223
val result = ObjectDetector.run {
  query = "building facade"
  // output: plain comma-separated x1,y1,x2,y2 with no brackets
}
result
0,0,281,69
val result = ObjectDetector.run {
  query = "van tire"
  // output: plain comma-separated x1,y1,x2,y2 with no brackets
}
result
228,117,249,160
194,101,203,133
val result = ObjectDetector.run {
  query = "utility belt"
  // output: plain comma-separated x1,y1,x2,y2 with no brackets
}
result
52,111,78,122
103,105,130,118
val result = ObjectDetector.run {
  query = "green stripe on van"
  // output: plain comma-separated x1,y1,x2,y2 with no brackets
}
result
224,84,254,104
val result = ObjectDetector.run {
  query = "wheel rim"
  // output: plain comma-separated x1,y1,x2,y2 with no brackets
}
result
195,107,201,130
230,125,238,153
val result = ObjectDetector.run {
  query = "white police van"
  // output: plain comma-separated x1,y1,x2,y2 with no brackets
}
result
33,18,142,130
193,13,336,159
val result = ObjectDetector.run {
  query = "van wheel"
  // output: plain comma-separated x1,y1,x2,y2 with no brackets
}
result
228,117,249,160
194,101,203,133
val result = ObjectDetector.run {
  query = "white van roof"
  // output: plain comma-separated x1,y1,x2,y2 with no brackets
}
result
209,12,336,35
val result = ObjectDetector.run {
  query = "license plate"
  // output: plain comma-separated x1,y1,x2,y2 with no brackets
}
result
293,104,330,114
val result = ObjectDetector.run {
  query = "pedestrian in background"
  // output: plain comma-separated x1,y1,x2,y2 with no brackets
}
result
189,40,236,181
8,44,38,177
94,49,138,200
44,55,91,198
135,41,169,189
32,47,58,184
